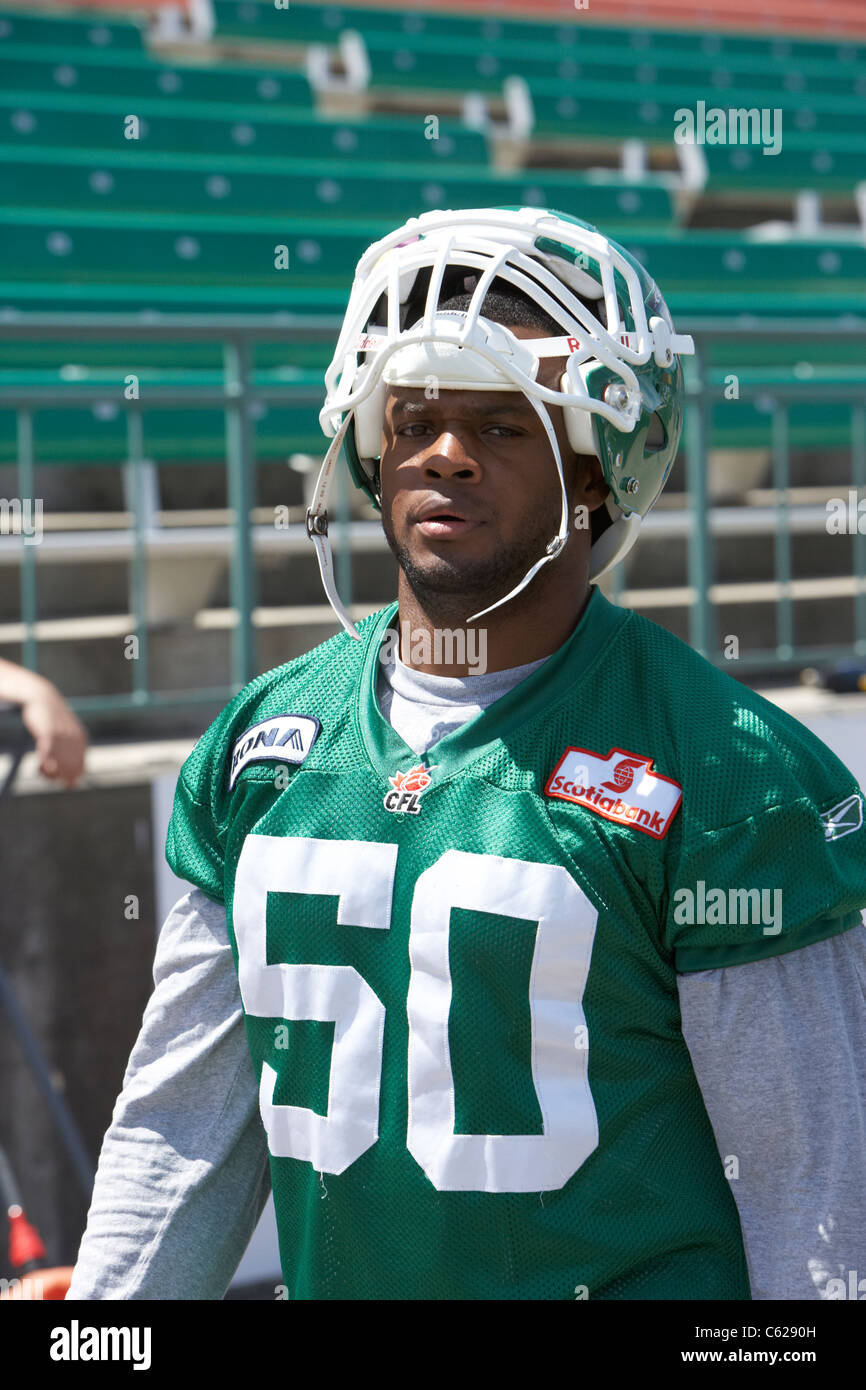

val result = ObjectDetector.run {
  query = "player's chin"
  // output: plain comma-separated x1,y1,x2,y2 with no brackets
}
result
408,533,498,578
404,552,508,601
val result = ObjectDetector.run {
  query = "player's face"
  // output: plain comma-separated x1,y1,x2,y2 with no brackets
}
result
378,332,605,612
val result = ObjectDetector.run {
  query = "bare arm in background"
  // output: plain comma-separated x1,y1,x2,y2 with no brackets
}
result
0,656,88,786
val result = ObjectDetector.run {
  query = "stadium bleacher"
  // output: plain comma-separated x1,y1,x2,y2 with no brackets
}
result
0,148,676,228
0,47,312,105
208,3,866,53
0,0,865,703
0,91,487,162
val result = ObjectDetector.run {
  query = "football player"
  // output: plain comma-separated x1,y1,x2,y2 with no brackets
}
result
68,208,866,1300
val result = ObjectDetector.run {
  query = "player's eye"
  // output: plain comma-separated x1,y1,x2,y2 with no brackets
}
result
396,422,433,437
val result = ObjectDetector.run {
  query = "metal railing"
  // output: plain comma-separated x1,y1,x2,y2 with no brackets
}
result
608,317,866,669
0,313,340,729
1,311,865,729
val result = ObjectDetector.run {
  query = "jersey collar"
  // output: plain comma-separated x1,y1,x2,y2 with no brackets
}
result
356,585,630,786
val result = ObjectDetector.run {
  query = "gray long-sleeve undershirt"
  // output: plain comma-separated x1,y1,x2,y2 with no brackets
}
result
67,646,866,1300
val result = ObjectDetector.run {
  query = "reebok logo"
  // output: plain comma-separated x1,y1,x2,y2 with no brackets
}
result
545,746,682,839
821,792,863,841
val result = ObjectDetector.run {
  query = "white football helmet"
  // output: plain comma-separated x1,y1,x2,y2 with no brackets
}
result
311,206,694,638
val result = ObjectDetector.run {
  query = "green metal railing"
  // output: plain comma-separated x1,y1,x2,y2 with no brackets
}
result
0,313,338,729
608,318,866,670
1,312,865,730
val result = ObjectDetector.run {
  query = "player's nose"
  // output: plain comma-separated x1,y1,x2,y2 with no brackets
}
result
421,430,480,480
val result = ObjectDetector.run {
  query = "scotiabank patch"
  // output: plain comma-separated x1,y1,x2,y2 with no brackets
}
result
544,746,682,839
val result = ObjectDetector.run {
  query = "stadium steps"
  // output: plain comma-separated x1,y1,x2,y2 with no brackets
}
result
0,602,387,647
5,35,861,207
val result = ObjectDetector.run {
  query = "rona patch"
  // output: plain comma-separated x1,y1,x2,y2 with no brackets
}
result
228,713,320,789
545,745,682,839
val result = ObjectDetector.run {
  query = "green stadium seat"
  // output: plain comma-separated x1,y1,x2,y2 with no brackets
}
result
702,134,866,192
526,76,864,143
0,209,388,293
709,392,859,450
0,145,675,230
1,368,859,465
353,28,865,106
0,397,326,465
0,44,310,106
0,280,348,313
0,337,334,377
625,233,866,300
0,209,862,317
0,7,143,50
0,90,486,164
211,1,864,66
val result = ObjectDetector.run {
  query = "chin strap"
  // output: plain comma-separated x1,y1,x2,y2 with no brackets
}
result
306,410,362,640
464,393,571,626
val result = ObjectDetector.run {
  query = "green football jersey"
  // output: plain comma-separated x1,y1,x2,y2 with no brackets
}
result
166,586,866,1300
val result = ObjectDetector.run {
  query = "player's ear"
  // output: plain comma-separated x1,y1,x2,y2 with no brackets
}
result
571,452,609,512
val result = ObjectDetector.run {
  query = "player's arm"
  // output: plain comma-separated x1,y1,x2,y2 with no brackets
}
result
677,922,866,1300
66,888,270,1300
0,655,88,785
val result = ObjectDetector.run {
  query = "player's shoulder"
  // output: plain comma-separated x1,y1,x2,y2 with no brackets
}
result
181,606,389,793
607,600,859,830
619,602,813,744
241,606,384,711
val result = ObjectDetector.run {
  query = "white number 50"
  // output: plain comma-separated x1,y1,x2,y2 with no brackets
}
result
234,835,598,1193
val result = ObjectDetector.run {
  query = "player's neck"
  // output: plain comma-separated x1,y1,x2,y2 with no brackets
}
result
394,575,593,677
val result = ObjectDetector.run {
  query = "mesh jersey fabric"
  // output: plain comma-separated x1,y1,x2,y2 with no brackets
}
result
165,586,866,1299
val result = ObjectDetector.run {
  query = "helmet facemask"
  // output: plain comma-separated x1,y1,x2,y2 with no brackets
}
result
312,208,694,639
